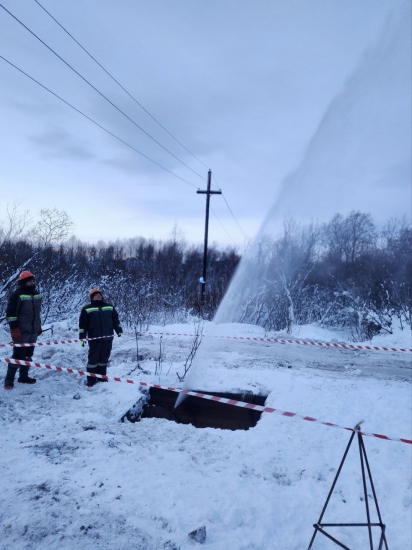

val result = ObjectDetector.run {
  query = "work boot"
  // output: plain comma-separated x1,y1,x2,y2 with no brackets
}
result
96,364,108,383
4,365,18,389
86,365,97,387
17,365,37,385
17,377,37,385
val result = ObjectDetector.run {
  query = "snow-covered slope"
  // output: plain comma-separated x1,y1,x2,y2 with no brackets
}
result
0,322,410,549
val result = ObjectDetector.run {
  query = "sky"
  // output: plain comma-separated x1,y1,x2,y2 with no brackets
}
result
0,0,409,248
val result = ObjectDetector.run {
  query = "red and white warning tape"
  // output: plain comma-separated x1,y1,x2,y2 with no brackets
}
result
0,335,113,348
1,356,410,445
134,331,412,353
0,331,410,353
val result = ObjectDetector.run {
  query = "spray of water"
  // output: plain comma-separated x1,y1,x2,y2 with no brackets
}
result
215,0,411,326
175,1,411,402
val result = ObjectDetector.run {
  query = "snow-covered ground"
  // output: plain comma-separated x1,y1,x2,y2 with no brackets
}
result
0,322,411,549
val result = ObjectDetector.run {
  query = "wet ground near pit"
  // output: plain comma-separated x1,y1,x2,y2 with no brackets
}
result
122,388,267,430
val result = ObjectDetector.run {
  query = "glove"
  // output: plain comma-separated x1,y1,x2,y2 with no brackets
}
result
11,327,21,343
38,326,43,336
118,333,123,337
80,340,86,347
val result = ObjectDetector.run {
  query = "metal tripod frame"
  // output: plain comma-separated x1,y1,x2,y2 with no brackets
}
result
308,428,389,550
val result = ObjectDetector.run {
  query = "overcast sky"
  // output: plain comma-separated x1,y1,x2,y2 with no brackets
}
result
0,0,409,248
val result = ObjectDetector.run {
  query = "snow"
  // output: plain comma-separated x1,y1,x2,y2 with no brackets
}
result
0,321,411,549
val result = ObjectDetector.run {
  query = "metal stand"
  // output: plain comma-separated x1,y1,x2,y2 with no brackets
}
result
308,425,388,550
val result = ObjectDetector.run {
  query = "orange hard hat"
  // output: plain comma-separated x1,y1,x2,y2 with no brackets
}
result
19,271,34,281
89,288,102,298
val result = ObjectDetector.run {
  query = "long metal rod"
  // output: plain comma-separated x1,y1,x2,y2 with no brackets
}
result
308,431,356,549
358,433,374,549
359,435,389,550
312,525,351,549
378,526,387,550
321,523,382,527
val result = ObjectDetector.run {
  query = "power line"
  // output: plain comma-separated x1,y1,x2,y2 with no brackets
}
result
210,207,238,247
222,193,251,245
2,3,249,245
0,54,198,188
32,0,210,172
0,3,206,182
1,53,245,247
222,194,252,249
212,174,250,243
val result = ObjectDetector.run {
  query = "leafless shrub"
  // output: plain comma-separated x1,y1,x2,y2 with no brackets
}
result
0,202,31,244
177,320,204,382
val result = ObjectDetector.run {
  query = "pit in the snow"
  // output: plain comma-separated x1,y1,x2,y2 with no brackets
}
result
122,388,267,430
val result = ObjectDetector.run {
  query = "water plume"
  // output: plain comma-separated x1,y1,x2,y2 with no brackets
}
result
177,1,411,397
215,0,411,327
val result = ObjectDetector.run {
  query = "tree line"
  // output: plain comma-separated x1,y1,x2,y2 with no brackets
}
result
218,211,411,340
0,214,239,328
0,206,410,340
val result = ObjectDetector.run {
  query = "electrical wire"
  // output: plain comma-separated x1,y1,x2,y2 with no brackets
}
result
212,174,250,243
2,3,249,244
0,54,198,188
32,0,210,172
221,193,250,242
0,3,206,181
210,207,238,247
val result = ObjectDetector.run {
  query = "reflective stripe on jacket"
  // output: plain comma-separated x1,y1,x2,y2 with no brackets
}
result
78,301,122,339
6,288,42,335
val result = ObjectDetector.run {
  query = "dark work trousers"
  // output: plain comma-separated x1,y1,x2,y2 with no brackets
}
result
86,338,113,386
5,332,36,385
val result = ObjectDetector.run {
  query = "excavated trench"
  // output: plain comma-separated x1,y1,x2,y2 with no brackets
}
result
122,387,268,430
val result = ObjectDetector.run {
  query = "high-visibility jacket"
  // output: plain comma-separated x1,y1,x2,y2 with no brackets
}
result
79,301,122,340
6,286,42,335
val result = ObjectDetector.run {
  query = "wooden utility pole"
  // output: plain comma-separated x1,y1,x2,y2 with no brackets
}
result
197,169,221,306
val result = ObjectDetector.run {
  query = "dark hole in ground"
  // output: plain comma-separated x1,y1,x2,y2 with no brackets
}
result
122,388,267,430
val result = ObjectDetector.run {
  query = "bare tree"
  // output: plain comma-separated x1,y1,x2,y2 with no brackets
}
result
0,203,31,245
323,211,376,263
266,219,319,331
32,208,74,246
0,204,36,313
